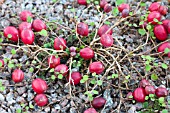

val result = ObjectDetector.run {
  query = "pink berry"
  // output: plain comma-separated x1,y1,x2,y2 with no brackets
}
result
118,4,130,12
34,94,48,107
32,78,47,94
20,29,34,45
89,62,104,74
158,6,168,15
48,55,60,68
155,87,168,97
100,34,113,47
32,19,46,32
67,72,82,85
3,26,19,42
12,69,24,83
100,0,107,9
77,22,89,36
122,9,129,18
133,88,146,103
80,47,94,60
20,10,33,21
104,4,112,13
54,64,68,76
148,2,160,12
154,24,168,41
92,97,106,109
54,38,67,50
98,25,112,37
77,0,87,5
147,11,161,24
18,22,32,33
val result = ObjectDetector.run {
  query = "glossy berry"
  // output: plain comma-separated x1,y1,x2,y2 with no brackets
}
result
157,42,170,53
89,61,104,74
100,34,113,47
54,64,68,76
34,94,48,107
155,87,168,97
3,26,19,42
67,72,82,85
18,22,32,33
0,59,4,67
32,19,46,32
100,0,107,9
148,2,160,12
98,25,112,37
20,10,33,21
104,4,112,13
92,97,106,109
126,92,133,100
48,55,60,68
162,19,170,30
147,11,161,25
154,24,167,41
77,0,87,5
20,29,34,45
133,88,146,102
12,69,24,83
168,22,170,34
84,108,97,113
69,46,77,52
118,4,130,12
77,22,89,36
54,38,67,50
145,85,156,95
122,9,129,18
139,79,151,88
32,78,47,94
158,6,167,15
80,47,94,60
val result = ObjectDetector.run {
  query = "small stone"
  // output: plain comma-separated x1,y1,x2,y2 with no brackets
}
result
55,104,61,109
0,93,5,101
17,87,26,95
6,92,15,105
1,19,10,28
45,107,51,112
103,89,113,108
128,105,136,113
70,108,77,113
61,99,68,107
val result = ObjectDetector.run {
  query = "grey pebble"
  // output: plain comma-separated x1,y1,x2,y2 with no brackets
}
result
0,93,5,101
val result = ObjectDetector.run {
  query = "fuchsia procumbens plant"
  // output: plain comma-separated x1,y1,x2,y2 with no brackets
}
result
67,72,82,85
155,87,168,97
98,25,112,37
77,0,87,5
3,26,19,42
54,64,68,76
118,4,130,12
19,10,33,21
77,22,89,36
100,34,113,47
89,61,104,74
32,78,48,94
80,47,94,60
48,55,60,68
147,11,161,25
92,97,106,109
32,19,47,32
18,22,32,33
133,87,146,103
20,29,35,45
54,38,67,50
12,69,24,83
34,94,48,107
84,108,97,113
154,25,168,41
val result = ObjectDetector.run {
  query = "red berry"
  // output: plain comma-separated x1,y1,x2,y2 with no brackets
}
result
158,6,168,15
18,22,32,33
67,72,82,85
48,55,60,68
100,0,107,9
77,22,89,36
0,59,4,67
54,64,68,76
69,46,77,52
133,88,146,102
77,0,87,5
98,25,112,37
157,42,170,54
147,11,161,24
32,19,46,32
84,108,97,113
122,9,129,18
32,78,47,94
148,2,160,12
89,62,104,74
20,29,34,45
54,38,67,50
80,47,94,60
168,53,170,58
168,22,170,34
154,24,167,41
162,19,170,30
100,34,113,47
3,26,19,42
126,92,133,100
144,85,156,95
34,94,48,107
118,3,130,12
92,97,106,109
104,4,112,13
20,10,33,21
155,87,168,97
12,69,24,83
139,79,151,88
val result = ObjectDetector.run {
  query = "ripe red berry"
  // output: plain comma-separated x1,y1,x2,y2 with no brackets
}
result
92,97,106,109
144,85,156,95
155,87,168,97
168,22,170,34
67,72,82,85
133,88,146,103
32,19,46,32
147,11,161,25
162,19,170,30
122,9,129,18
48,55,60,68
139,79,151,88
54,64,68,76
54,38,67,50
100,34,113,47
157,42,170,54
32,78,47,94
118,3,130,12
84,108,97,113
148,2,160,12
3,26,19,42
154,24,167,41
158,6,168,15
0,59,4,67
18,22,32,33
34,94,48,107
104,4,112,13
20,10,33,21
77,22,89,36
100,0,107,9
80,47,94,60
126,92,133,100
12,69,24,83
77,0,87,5
89,62,104,74
98,25,112,37
20,29,34,45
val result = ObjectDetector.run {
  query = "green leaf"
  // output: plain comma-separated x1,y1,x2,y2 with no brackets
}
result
129,12,133,16
8,63,15,68
0,38,3,43
140,2,146,7
112,74,118,78
58,74,63,79
138,28,146,35
7,34,12,38
97,80,102,86
139,21,144,25
94,1,99,5
143,102,149,108
161,63,168,69
158,97,164,104
51,75,56,80
164,48,170,54
49,68,54,72
90,22,95,26
16,109,22,113
151,73,158,81
83,75,89,81
29,103,34,109
149,94,154,98
145,64,151,71
0,86,5,91
27,16,33,23
162,109,168,113
146,25,152,30
92,90,99,94
39,29,48,36
11,49,16,55
153,18,159,22
0,62,2,67
90,79,96,84
116,0,125,6
29,67,34,72
80,79,85,83
86,0,90,4
145,96,149,100
104,21,110,25
112,7,119,16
